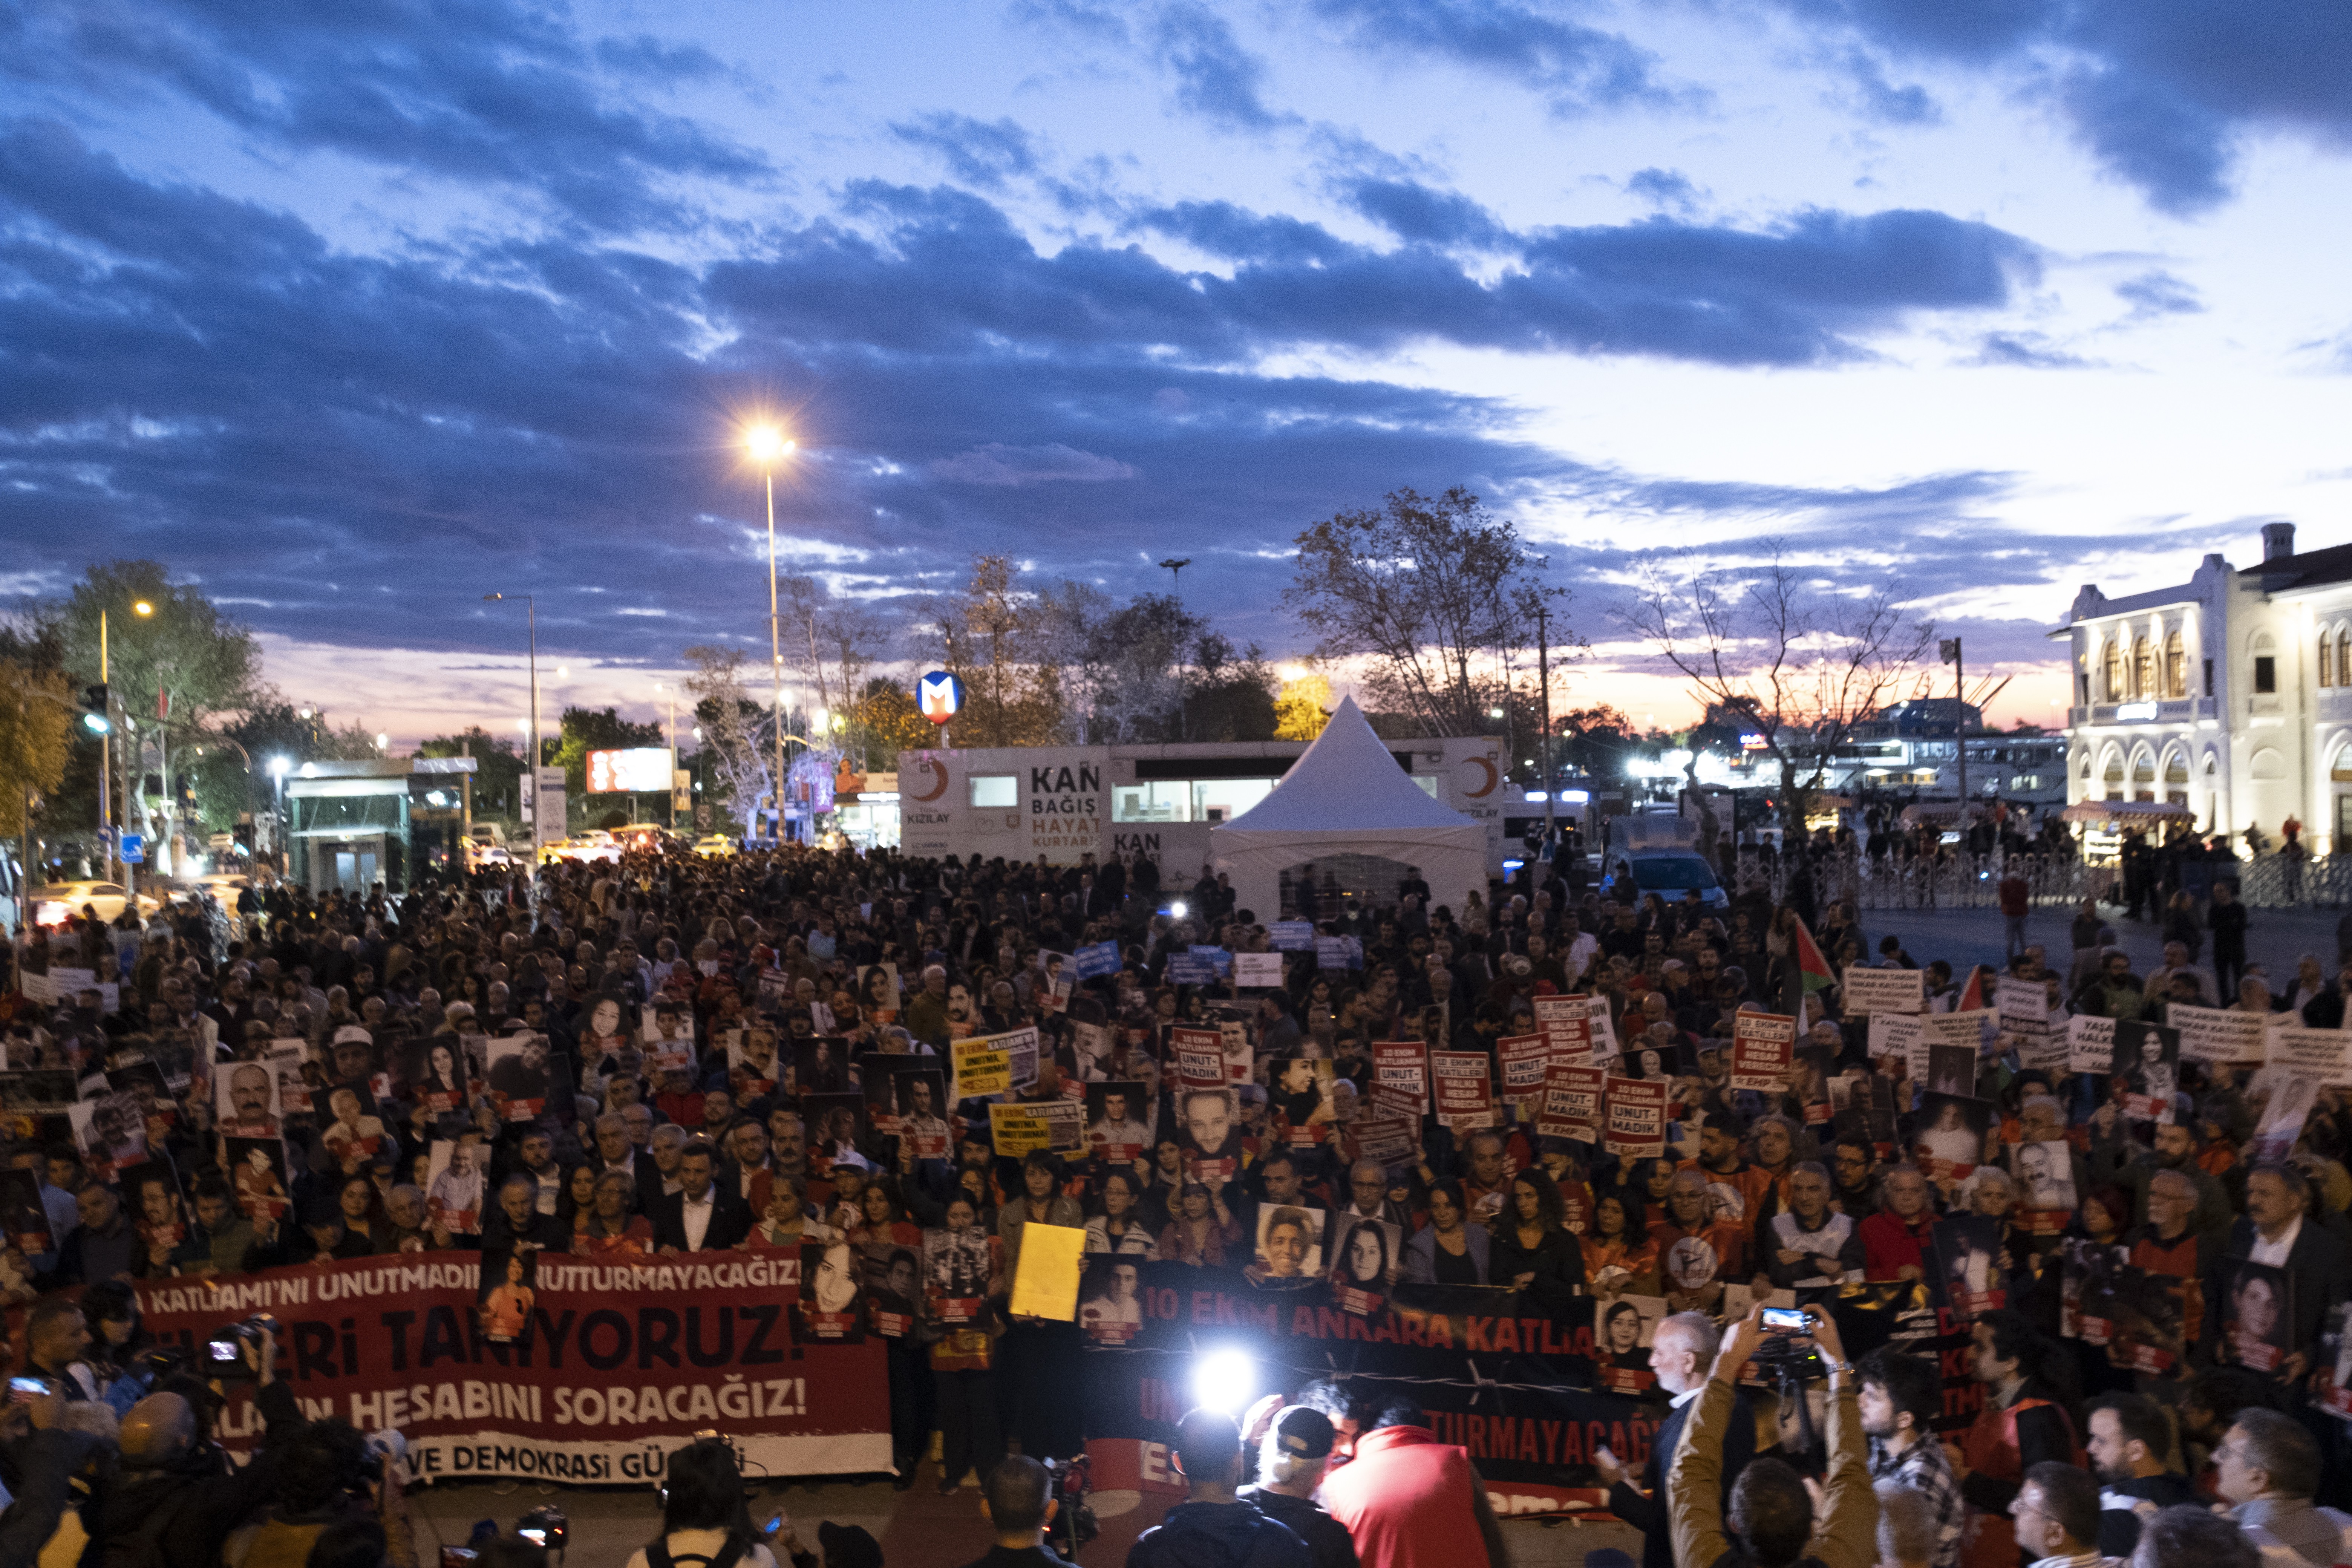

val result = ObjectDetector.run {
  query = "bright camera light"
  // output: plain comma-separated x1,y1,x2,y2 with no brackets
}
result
1191,1349,1254,1416
1170,900,1188,918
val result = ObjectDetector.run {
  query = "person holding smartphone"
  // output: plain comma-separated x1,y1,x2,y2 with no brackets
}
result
1667,1304,1873,1568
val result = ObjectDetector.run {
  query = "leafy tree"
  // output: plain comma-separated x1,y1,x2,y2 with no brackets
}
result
51,561,262,870
849,678,939,771
0,625,72,842
1284,487,1565,737
1273,672,1332,741
555,706,665,816
418,727,526,823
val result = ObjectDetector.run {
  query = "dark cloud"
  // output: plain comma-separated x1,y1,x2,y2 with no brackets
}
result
1768,0,2352,215
1149,3,1292,131
1311,0,1672,114
1963,331,2103,369
2113,268,2202,319
1342,178,1507,248
1830,48,1942,125
1622,168,1701,214
890,112,1042,188
2,0,770,230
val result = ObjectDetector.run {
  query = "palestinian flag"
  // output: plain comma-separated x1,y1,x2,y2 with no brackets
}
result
1956,964,1990,1014
1790,913,1836,995
1780,911,1837,1024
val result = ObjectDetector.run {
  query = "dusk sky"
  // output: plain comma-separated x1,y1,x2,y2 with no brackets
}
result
6,0,2349,745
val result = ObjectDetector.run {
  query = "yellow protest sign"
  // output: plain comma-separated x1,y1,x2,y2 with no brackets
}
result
1009,1222,1086,1322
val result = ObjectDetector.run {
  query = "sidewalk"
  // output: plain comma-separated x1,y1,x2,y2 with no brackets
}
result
1853,902,2347,988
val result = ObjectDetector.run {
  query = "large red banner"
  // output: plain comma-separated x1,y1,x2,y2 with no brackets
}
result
86,1252,890,1484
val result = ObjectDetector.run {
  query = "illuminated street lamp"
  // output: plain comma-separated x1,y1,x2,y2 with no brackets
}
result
744,422,797,842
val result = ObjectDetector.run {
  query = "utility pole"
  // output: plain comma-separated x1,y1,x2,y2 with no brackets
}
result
1536,603,1555,849
1159,557,1192,744
98,610,110,884
1941,636,1966,818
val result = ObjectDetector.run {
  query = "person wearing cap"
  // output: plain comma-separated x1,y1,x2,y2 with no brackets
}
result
1126,1409,1310,1568
1237,1407,1359,1568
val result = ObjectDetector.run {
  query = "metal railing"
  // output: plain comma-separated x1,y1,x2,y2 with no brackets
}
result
1728,845,2352,914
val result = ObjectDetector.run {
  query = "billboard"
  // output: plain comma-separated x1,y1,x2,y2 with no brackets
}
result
586,747,673,794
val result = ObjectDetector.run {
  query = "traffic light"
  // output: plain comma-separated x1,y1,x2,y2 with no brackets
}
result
79,684,109,734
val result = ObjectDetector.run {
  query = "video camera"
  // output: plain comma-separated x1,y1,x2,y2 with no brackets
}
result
439,1507,567,1568
202,1314,278,1380
1748,1306,1826,1382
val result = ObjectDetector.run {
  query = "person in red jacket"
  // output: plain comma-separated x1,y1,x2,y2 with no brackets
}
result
1860,1164,1938,1281
1317,1398,1507,1568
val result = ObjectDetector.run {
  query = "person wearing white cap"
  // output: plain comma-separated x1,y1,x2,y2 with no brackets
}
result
1239,1407,1358,1568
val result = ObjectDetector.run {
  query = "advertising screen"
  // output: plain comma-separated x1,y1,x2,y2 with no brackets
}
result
586,748,673,794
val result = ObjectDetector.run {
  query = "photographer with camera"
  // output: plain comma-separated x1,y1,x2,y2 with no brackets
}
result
87,1319,311,1568
228,1423,415,1568
1667,1304,1873,1568
623,1437,782,1568
0,1377,110,1568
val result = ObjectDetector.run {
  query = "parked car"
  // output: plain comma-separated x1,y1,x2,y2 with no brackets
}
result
28,882,160,928
1619,848,1730,910
692,835,737,858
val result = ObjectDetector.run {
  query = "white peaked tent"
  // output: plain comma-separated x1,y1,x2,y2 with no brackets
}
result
1209,695,1488,921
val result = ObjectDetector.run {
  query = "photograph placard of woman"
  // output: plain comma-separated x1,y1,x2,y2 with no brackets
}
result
480,1251,536,1343
1328,1216,1401,1315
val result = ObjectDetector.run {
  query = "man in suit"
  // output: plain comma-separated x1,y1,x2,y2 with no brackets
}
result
1593,1311,1753,1568
651,1142,752,1255
2199,1162,2352,1381
589,1113,660,1214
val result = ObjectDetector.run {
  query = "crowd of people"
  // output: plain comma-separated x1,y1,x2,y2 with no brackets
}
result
2,830,2351,1568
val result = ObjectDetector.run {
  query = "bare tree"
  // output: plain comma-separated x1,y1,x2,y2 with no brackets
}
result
1283,487,1565,737
1625,542,1932,836
680,644,772,830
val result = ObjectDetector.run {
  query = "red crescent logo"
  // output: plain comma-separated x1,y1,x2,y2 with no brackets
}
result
907,756,949,803
1460,756,1499,798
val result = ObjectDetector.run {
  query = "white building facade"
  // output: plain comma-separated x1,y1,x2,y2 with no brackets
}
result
2060,522,2352,851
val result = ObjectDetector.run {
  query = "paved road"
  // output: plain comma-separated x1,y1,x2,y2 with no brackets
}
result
1844,900,2346,989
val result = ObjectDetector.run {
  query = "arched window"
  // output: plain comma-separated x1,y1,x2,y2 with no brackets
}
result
2132,636,2153,698
2163,751,2189,805
2130,750,2156,802
2323,629,2337,689
2164,631,2185,697
2102,749,2125,801
2339,630,2350,693
2103,640,2122,701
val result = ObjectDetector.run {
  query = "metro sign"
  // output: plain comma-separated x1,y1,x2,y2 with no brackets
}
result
917,671,965,724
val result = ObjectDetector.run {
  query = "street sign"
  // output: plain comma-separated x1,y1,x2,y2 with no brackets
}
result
119,834,144,864
917,671,964,725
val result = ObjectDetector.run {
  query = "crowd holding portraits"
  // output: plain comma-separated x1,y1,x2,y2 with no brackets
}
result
20,808,2352,1521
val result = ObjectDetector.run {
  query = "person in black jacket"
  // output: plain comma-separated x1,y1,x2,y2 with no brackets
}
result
2087,1393,2199,1560
2198,1164,2352,1383
1126,1409,1308,1568
959,1456,1075,1568
650,1144,752,1254
87,1328,308,1568
1596,1311,1753,1568
1236,1407,1357,1568
479,1175,569,1259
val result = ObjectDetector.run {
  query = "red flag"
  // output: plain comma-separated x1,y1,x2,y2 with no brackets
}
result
1956,964,1989,1013
1790,913,1834,994
156,689,170,721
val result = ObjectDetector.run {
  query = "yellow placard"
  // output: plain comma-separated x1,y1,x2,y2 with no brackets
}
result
989,1103,1055,1156
954,1042,1013,1101
1009,1222,1087,1322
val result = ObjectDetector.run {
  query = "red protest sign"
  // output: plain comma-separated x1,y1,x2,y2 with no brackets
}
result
65,1251,890,1483
1730,1012,1798,1092
1536,1063,1604,1141
1170,1026,1225,1093
1533,996,1594,1066
1372,1041,1429,1115
1497,1034,1548,1110
1603,1076,1668,1159
1431,1051,1496,1135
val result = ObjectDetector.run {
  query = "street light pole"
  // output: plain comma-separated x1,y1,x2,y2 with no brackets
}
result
1159,557,1191,743
744,426,795,845
1536,603,1555,849
484,593,539,842
98,608,110,885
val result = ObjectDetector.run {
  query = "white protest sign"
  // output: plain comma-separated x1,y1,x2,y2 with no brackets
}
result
2268,1025,2352,1088
1233,952,1283,989
2067,1014,2118,1075
2171,1004,2266,1064
1868,1014,1924,1081
1842,967,1923,1017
